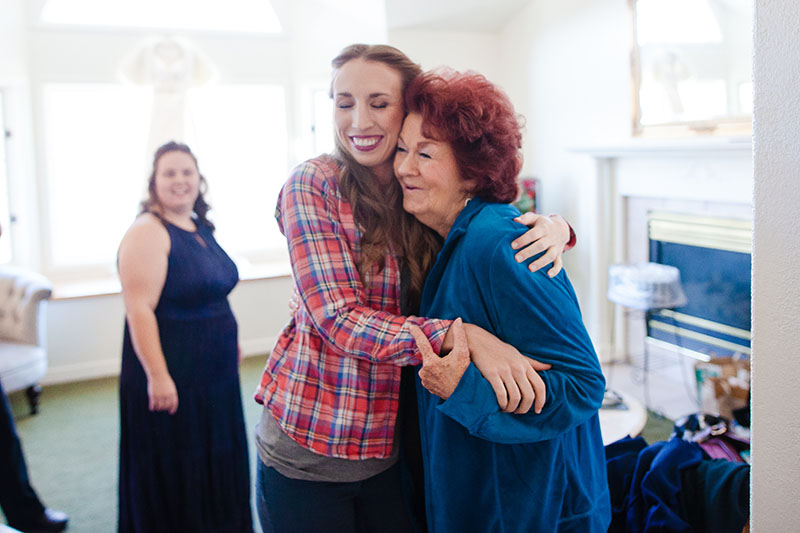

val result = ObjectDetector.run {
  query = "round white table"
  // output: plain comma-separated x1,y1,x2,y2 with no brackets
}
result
599,389,648,445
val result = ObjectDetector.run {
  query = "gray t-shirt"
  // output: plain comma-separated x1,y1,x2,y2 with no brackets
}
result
255,407,400,483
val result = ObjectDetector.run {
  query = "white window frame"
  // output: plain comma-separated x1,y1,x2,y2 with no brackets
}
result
0,90,13,264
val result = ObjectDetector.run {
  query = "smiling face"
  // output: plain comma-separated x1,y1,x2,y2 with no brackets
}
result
394,113,472,237
332,58,406,182
153,150,200,216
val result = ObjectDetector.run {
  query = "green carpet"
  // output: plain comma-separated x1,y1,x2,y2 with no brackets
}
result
4,356,268,533
640,410,675,444
5,358,676,532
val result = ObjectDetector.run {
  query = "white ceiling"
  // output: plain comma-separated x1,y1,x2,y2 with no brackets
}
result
385,0,532,32
30,0,533,35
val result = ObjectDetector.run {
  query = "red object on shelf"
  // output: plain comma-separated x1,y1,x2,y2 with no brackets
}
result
514,177,539,214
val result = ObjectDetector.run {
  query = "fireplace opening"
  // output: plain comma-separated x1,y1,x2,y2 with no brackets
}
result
647,211,751,362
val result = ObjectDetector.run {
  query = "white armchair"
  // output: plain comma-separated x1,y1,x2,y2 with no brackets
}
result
0,266,53,415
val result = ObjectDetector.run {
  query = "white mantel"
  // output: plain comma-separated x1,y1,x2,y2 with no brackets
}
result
572,136,752,157
571,137,753,362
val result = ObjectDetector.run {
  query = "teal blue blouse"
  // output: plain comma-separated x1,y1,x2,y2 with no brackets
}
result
416,198,611,532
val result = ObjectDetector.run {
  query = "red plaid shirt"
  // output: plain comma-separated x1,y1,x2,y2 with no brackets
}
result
255,154,450,460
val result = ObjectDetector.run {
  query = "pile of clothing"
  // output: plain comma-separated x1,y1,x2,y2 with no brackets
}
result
606,414,750,533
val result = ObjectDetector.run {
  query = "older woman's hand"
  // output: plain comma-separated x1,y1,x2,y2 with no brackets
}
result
511,213,571,277
409,318,470,400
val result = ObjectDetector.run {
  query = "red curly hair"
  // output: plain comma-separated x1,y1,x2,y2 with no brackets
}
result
404,69,523,203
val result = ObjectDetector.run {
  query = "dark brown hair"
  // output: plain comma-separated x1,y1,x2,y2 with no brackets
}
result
139,141,215,231
331,44,440,310
404,69,523,203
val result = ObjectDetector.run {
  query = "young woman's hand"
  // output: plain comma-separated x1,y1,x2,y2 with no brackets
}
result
147,371,179,415
409,318,470,400
511,213,571,277
288,286,302,315
441,321,551,414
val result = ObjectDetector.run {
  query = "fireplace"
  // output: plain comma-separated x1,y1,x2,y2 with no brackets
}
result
571,137,752,362
647,211,751,361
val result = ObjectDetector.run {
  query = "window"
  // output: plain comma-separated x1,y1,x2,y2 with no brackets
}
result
42,84,152,271
184,84,289,264
41,82,290,278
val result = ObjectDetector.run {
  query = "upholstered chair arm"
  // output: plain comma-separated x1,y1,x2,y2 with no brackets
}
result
0,267,53,346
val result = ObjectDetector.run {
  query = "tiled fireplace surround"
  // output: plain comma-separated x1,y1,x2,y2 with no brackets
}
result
575,137,753,364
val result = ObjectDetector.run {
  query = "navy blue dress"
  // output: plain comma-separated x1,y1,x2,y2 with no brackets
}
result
118,219,252,533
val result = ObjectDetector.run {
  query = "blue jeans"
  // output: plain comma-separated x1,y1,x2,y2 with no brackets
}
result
256,458,414,533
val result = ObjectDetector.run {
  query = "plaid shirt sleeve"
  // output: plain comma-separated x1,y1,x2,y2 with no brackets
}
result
277,159,448,365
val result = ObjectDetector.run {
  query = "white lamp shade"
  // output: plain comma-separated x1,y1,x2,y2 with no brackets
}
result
608,262,688,310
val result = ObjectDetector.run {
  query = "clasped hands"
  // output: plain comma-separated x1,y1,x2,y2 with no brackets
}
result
409,318,550,414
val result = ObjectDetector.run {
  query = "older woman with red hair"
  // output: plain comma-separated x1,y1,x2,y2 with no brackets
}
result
396,70,611,532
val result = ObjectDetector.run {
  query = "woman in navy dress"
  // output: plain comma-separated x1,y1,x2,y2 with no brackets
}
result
117,141,252,532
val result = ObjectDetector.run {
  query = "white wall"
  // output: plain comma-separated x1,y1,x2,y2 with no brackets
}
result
497,0,631,350
389,29,501,82
0,0,27,77
45,276,293,384
751,0,800,528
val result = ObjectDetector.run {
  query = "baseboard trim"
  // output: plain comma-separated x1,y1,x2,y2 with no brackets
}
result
596,342,616,364
241,337,276,357
43,358,121,385
41,336,277,386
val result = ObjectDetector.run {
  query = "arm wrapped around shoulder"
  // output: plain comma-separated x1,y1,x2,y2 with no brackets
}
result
437,231,605,444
